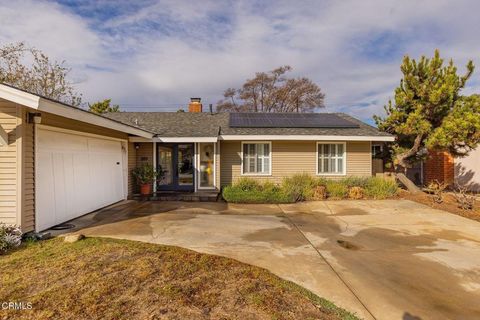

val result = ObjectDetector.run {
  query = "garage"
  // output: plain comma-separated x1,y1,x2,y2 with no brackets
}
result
36,126,127,231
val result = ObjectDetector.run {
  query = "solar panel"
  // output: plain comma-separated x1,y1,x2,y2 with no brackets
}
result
229,113,360,128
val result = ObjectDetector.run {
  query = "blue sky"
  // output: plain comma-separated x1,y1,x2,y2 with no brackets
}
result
1,0,479,124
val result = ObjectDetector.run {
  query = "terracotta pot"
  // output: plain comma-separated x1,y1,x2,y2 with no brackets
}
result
140,183,152,195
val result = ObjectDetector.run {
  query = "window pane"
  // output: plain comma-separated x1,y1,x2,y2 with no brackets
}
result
249,157,255,172
264,157,270,173
337,158,343,173
249,144,255,156
323,144,329,156
323,158,329,173
330,158,336,173
337,144,344,156
330,144,336,157
257,156,263,172
263,143,270,156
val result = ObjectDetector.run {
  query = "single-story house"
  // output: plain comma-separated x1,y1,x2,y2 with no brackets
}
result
0,84,394,232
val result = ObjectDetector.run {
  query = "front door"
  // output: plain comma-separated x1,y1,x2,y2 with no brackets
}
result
157,144,194,191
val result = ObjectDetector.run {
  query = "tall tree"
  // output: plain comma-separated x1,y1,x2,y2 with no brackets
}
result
374,50,480,169
0,42,82,106
217,66,325,112
88,99,120,114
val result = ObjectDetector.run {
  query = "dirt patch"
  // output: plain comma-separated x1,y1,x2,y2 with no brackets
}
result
0,238,356,320
399,190,480,222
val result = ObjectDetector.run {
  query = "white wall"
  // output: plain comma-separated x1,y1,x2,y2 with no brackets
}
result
455,147,480,192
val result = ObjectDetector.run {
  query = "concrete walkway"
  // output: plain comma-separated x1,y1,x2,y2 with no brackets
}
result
61,200,480,320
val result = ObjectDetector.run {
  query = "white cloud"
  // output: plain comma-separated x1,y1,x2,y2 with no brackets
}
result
0,0,479,121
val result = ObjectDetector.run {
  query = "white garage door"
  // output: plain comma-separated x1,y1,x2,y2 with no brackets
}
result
36,127,126,231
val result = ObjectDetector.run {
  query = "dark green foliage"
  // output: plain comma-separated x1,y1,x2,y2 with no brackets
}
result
374,50,480,168
88,99,120,114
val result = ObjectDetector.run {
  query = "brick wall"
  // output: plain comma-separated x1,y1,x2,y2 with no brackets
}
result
424,150,454,186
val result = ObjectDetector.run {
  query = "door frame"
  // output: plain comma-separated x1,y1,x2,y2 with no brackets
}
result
156,143,195,191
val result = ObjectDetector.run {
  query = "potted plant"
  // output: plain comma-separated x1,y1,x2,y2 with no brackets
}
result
132,164,159,195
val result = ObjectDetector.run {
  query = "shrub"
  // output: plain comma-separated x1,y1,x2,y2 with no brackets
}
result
348,186,365,199
341,176,370,188
222,179,293,203
281,173,323,201
0,224,22,254
325,180,348,199
234,177,262,192
311,185,327,200
364,177,398,199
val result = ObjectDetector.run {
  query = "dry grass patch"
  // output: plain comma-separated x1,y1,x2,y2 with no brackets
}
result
399,190,480,222
0,237,358,320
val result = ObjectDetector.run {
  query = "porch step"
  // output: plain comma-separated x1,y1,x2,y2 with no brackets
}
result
132,191,220,202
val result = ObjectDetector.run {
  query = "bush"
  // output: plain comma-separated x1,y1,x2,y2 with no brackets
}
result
312,185,327,200
222,175,398,203
325,180,348,199
364,177,398,199
348,186,365,199
281,173,324,201
341,177,370,188
222,178,293,203
0,224,22,254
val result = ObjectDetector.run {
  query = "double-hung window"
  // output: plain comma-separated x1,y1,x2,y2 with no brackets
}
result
317,143,346,175
242,142,271,175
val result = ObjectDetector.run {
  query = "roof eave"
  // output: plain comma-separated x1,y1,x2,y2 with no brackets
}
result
219,134,394,141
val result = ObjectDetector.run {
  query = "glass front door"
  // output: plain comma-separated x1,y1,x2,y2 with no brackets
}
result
198,143,215,189
157,144,194,191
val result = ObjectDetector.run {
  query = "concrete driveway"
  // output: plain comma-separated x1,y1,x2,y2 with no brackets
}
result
62,200,480,320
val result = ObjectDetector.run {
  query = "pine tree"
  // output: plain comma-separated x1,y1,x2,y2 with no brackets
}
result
88,99,120,114
374,50,480,169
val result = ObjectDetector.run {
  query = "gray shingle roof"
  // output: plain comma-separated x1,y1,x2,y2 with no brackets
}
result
104,112,392,138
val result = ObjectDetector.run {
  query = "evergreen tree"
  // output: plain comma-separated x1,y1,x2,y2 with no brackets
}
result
88,99,120,114
374,50,480,168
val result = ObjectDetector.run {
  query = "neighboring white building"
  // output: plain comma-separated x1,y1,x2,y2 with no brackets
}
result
455,148,480,192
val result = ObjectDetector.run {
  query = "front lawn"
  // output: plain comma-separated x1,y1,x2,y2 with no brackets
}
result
0,237,358,320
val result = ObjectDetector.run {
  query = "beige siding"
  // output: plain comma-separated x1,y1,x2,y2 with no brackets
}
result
40,111,127,139
346,141,372,176
127,142,137,197
0,99,19,226
220,140,372,186
136,143,153,166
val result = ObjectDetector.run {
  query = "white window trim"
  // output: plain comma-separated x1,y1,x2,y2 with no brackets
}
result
316,142,347,176
240,141,272,176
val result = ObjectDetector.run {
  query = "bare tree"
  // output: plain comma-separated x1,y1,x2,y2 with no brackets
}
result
0,42,82,106
217,66,325,112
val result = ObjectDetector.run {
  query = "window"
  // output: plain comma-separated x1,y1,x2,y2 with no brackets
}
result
317,143,346,175
372,144,383,158
242,142,271,175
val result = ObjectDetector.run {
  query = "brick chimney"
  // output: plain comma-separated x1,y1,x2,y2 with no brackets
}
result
188,98,202,112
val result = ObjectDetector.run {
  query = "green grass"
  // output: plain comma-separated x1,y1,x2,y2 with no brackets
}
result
0,237,360,320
